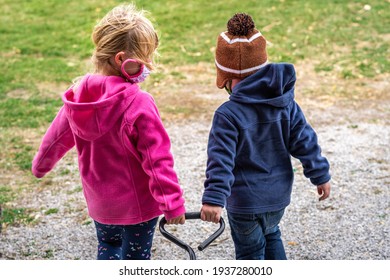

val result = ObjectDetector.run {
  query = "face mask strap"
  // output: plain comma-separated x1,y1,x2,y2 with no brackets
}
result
121,59,144,81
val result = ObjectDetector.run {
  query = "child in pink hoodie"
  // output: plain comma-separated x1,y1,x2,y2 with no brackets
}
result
32,4,186,260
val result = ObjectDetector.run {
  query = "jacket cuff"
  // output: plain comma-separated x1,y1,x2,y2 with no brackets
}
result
310,174,331,186
163,205,186,221
31,168,46,179
202,191,226,208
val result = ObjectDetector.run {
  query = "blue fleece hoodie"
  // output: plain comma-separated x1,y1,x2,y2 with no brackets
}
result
202,63,331,214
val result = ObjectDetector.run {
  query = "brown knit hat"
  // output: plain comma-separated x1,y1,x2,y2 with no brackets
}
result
215,13,268,89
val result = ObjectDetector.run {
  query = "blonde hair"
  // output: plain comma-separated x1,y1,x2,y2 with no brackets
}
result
91,3,159,73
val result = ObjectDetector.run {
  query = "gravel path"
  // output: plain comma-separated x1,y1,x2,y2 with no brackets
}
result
0,100,389,260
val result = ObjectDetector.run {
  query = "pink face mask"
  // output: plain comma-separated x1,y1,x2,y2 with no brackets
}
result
120,59,150,83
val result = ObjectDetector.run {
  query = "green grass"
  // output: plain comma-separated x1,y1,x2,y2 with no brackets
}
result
44,208,59,215
1,208,35,226
0,0,389,226
1,0,388,100
147,0,389,76
0,186,15,204
0,98,62,128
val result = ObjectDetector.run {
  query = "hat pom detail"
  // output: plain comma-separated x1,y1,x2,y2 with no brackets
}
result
227,13,255,36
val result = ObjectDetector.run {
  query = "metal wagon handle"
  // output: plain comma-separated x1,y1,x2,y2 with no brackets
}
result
159,211,225,260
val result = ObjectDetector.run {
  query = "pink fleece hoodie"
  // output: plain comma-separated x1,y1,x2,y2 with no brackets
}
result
32,74,186,224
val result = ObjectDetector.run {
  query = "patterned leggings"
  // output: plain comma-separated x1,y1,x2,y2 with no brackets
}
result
94,217,158,260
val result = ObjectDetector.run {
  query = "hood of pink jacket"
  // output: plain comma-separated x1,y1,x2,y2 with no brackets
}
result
62,74,140,141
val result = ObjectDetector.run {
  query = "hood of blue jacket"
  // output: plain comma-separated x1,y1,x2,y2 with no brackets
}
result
230,63,296,108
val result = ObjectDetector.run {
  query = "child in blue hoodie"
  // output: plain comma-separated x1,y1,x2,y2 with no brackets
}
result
200,13,331,260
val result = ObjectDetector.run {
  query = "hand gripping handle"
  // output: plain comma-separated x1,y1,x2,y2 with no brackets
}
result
159,212,225,260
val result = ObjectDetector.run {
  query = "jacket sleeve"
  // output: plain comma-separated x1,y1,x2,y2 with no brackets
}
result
289,102,331,185
130,95,185,220
31,106,75,178
202,111,238,208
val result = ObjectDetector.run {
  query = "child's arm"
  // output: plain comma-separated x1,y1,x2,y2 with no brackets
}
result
129,94,186,222
289,103,331,192
202,112,238,215
32,106,75,178
289,103,331,184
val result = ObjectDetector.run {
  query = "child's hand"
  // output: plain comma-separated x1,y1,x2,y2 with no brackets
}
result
201,204,222,224
166,214,185,225
317,182,331,201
